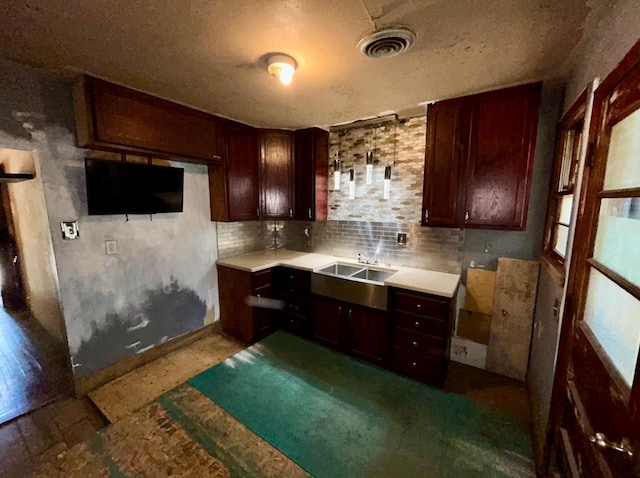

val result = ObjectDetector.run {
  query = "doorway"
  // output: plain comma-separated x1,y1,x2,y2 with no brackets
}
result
0,148,72,425
553,42,640,476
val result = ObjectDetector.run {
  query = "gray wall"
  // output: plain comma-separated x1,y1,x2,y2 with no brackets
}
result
561,0,640,112
528,267,563,462
0,58,219,377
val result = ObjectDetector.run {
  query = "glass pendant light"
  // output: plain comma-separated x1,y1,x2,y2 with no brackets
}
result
349,168,356,199
333,158,341,190
383,165,391,199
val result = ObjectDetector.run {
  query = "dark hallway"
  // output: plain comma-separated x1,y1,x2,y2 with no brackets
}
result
0,306,72,424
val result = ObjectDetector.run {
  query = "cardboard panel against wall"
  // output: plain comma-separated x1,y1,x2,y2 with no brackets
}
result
457,309,491,344
486,258,540,381
465,269,496,314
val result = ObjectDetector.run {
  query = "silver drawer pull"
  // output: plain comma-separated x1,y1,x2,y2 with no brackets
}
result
412,341,418,347
590,433,634,457
415,321,420,327
416,304,422,309
411,362,417,367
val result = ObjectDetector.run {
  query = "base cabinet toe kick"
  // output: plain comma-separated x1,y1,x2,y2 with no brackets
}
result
217,264,457,387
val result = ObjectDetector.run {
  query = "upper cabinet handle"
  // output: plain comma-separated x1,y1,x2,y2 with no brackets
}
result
289,208,293,218
424,209,429,222
308,207,312,219
465,211,469,222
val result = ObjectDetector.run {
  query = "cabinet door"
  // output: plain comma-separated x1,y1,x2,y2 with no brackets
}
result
347,305,389,365
80,76,222,162
260,130,294,219
463,83,541,230
311,295,344,349
294,128,329,221
422,98,464,227
226,122,260,221
254,284,275,340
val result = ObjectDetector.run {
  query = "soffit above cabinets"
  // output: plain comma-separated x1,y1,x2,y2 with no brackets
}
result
0,0,588,129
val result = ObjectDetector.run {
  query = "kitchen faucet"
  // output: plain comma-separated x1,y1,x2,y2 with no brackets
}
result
358,253,379,266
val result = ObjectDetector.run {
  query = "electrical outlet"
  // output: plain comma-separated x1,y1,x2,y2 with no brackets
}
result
397,233,407,245
105,240,117,255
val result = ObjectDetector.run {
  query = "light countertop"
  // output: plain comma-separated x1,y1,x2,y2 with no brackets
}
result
216,249,460,298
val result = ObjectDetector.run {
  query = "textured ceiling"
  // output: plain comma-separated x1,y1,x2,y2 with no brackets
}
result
0,0,588,129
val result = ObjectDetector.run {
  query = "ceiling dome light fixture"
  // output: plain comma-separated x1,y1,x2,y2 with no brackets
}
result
267,54,297,85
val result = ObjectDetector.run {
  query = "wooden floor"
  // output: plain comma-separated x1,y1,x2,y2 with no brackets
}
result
0,396,108,477
0,307,73,425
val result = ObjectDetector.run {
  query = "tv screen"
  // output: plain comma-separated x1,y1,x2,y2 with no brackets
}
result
85,159,184,215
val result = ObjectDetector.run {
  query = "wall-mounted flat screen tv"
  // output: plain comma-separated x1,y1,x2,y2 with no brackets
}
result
85,158,184,215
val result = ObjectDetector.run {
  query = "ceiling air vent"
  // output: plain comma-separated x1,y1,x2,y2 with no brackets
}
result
357,27,416,59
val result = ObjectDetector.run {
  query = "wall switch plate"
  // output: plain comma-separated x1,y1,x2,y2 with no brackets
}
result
397,233,407,245
105,240,117,255
60,221,79,240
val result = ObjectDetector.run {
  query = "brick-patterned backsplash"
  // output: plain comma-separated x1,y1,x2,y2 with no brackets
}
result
281,220,464,274
216,221,274,258
329,116,426,222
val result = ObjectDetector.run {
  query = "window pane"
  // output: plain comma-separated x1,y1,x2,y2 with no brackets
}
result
603,107,640,190
558,194,573,225
553,224,569,258
593,197,640,288
583,268,640,387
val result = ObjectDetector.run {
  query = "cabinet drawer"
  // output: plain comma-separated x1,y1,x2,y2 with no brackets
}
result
253,284,272,298
252,269,272,289
395,311,447,338
392,348,446,384
394,291,448,318
278,268,310,288
393,327,445,358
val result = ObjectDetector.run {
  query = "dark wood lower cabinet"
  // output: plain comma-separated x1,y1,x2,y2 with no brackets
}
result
347,306,389,365
311,294,390,366
218,265,455,387
275,267,312,337
217,265,277,344
388,287,455,386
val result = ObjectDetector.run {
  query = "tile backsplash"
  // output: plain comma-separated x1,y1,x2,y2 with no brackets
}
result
216,219,464,275
282,220,464,274
329,116,425,223
216,221,274,258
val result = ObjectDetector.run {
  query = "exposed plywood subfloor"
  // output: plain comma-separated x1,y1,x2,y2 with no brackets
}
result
89,333,244,423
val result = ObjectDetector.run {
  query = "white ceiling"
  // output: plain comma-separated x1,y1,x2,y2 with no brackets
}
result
1,0,588,129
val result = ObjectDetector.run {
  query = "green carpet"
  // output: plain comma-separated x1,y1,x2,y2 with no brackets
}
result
188,332,534,478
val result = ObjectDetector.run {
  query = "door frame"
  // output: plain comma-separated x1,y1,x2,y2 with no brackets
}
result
548,38,640,475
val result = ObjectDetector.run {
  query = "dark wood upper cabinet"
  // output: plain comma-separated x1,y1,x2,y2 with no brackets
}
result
209,121,260,222
294,127,329,221
422,98,464,227
260,129,294,219
422,82,542,230
73,76,223,163
463,83,541,229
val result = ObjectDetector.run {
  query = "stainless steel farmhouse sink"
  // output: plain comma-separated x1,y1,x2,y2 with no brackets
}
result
311,263,397,310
